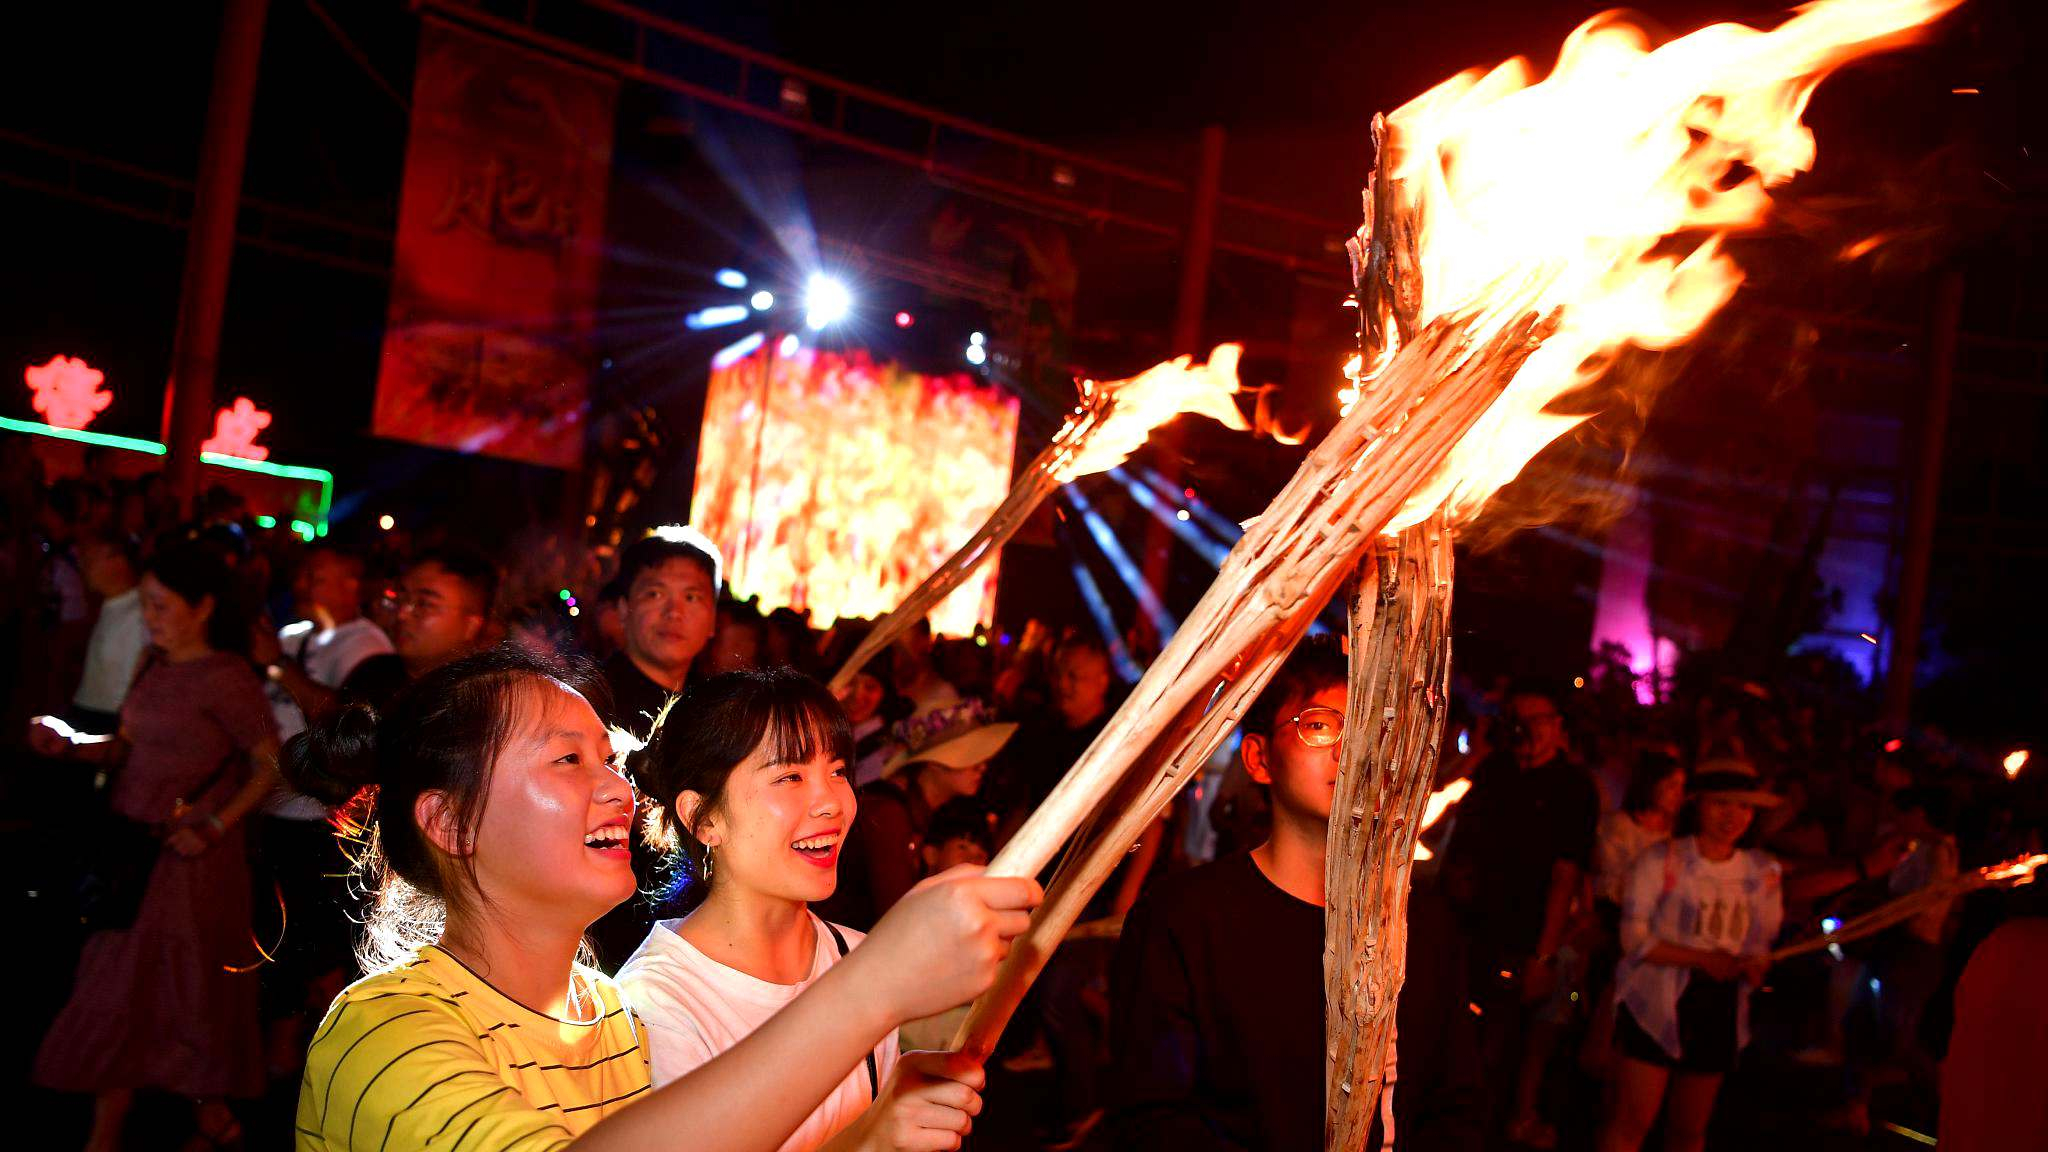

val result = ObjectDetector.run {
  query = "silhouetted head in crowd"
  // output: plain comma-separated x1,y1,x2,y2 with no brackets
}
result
1240,638,1350,836
1049,636,1114,730
294,543,368,628
197,484,247,527
889,617,940,695
78,531,141,600
141,542,252,659
921,797,994,872
762,607,813,672
636,666,855,914
613,530,720,690
1505,679,1570,771
1622,749,1687,822
705,598,765,677
394,546,496,676
283,646,632,972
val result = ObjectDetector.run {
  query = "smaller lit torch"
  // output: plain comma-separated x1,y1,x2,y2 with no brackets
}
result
828,346,1249,692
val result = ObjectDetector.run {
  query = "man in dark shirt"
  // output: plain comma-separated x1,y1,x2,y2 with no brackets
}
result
1439,680,1600,1142
1107,639,1481,1151
599,527,719,741
339,547,496,712
588,527,721,969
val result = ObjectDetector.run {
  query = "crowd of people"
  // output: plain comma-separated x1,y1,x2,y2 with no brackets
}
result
3,452,2043,1152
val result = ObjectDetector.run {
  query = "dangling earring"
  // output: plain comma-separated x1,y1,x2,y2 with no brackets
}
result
701,846,715,885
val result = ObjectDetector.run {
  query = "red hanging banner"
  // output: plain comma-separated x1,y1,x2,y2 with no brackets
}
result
372,21,616,468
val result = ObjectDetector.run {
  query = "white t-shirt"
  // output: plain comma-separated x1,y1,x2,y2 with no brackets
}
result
1676,850,1761,955
266,616,393,819
617,913,899,1152
73,587,147,715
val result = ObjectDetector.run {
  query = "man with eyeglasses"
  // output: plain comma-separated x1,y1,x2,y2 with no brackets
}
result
1440,680,1600,1149
338,547,497,712
1105,639,1482,1152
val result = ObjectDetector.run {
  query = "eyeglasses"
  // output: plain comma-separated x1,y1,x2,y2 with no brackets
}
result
1288,706,1345,749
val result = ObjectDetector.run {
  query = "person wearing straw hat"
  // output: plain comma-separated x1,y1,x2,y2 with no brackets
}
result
1598,759,1785,1152
818,699,1017,930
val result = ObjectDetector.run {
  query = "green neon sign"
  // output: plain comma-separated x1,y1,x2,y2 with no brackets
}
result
0,415,334,535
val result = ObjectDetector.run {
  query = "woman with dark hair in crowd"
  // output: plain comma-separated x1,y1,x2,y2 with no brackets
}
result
1597,760,1785,1152
823,699,1017,930
1597,752,1687,919
285,646,1034,1152
1579,752,1687,1086
620,666,991,1151
29,543,282,1151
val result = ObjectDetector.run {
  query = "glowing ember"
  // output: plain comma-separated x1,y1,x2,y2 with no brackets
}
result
201,396,273,460
1360,0,1962,531
2004,749,2030,779
24,354,112,430
1052,344,1248,482
691,344,1018,636
1411,776,1472,860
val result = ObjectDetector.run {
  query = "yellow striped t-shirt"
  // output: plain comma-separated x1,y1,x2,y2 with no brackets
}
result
297,946,653,1151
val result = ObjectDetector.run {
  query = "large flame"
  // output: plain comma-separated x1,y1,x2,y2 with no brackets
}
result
1053,344,1249,481
1366,0,1962,531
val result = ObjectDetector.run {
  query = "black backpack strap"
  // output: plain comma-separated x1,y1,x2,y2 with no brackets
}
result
823,920,881,1103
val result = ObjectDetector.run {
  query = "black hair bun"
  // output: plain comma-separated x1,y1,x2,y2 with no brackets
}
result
283,699,381,808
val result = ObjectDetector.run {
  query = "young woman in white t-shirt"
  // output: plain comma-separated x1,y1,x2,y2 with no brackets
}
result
1597,760,1783,1152
622,666,973,1152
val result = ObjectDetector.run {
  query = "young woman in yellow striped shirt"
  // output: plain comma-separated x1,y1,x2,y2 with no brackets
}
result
284,647,1036,1152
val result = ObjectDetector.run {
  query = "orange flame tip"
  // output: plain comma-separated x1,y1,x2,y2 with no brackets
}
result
1055,343,1250,481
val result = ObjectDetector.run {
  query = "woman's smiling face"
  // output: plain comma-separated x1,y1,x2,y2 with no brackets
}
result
694,733,856,906
463,679,638,929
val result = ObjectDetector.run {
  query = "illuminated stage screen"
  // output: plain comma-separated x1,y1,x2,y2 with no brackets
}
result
690,343,1019,636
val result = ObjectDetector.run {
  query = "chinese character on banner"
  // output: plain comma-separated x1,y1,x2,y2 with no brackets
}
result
24,355,113,430
370,23,617,469
201,396,273,460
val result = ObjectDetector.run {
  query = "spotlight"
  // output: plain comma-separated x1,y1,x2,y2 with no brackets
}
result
715,268,749,290
378,514,396,531
895,311,914,328
969,331,986,346
751,290,775,311
804,274,851,329
2007,749,2030,779
1176,509,1191,521
778,334,801,357
965,343,987,366
558,589,573,602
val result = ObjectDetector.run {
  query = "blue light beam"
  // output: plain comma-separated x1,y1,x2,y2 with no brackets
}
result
685,304,752,330
1064,551,1143,682
711,332,766,369
1106,467,1234,568
1063,487,1177,645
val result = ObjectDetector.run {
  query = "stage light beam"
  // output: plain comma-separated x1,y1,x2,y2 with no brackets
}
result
711,332,766,369
1064,487,1177,644
715,268,749,289
686,304,752,330
752,290,776,311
